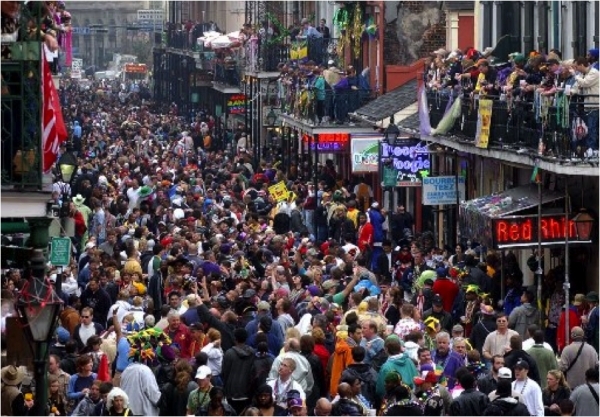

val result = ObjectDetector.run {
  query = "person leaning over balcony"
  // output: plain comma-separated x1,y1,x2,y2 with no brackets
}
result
572,56,599,152
473,59,498,97
300,18,322,38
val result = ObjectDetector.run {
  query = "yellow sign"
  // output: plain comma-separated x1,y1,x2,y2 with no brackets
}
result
268,181,288,202
476,99,493,149
288,191,297,202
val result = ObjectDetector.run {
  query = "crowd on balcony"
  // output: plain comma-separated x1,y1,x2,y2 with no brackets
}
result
275,59,371,126
0,0,72,71
424,45,599,158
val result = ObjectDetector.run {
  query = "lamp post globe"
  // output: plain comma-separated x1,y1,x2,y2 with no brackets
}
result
57,149,77,184
384,114,400,144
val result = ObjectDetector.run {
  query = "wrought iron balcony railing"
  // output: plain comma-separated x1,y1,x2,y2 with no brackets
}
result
426,91,599,161
1,3,45,190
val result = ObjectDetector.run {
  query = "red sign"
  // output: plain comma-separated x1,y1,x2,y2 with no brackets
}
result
302,133,349,152
492,215,582,247
124,64,147,73
226,94,246,115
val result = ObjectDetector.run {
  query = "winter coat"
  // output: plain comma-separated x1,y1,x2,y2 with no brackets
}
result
341,363,378,407
303,351,326,409
450,388,490,416
483,397,530,416
222,344,256,400
329,338,354,397
290,209,307,234
376,353,418,398
470,316,497,355
508,303,541,337
367,208,385,243
503,349,541,385
526,345,558,389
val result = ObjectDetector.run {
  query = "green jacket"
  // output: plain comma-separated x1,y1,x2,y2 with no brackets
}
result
376,353,418,398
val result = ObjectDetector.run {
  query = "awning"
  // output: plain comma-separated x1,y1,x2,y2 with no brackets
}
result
351,79,418,129
459,184,565,248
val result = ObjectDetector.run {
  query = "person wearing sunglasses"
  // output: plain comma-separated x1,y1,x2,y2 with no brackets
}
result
73,306,105,352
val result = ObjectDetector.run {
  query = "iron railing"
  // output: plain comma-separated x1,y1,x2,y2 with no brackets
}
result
426,91,599,160
1,2,44,190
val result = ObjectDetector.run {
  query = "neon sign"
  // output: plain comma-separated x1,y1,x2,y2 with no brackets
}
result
226,94,246,115
492,215,585,247
302,133,349,153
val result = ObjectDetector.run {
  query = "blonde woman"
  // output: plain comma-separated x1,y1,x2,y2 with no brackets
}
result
542,370,571,416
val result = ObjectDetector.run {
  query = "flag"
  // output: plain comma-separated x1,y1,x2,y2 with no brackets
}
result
418,86,432,137
42,51,68,173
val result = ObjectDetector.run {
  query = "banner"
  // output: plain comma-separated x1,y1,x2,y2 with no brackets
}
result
42,53,68,172
475,99,493,149
268,181,288,202
71,58,83,79
379,138,430,187
418,86,432,137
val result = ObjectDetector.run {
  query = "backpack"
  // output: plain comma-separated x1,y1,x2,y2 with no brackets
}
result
249,355,272,396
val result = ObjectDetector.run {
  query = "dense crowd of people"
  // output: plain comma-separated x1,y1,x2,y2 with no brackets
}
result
1,13,600,415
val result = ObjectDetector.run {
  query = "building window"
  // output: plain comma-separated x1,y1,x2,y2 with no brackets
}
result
537,1,549,53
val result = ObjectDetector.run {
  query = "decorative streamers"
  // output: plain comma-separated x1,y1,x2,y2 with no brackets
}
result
265,11,290,46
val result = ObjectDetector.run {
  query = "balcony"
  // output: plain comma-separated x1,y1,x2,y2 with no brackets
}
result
426,91,599,162
1,6,45,191
244,37,343,74
277,83,373,127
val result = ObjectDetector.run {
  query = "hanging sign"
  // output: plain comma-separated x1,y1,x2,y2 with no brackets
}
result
351,137,380,173
226,94,246,115
379,137,430,187
71,58,83,79
475,99,493,149
302,133,349,153
422,176,466,205
491,214,589,248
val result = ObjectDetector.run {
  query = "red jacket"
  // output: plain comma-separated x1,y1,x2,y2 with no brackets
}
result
72,210,87,237
432,278,459,313
357,222,374,252
166,323,192,359
557,306,580,353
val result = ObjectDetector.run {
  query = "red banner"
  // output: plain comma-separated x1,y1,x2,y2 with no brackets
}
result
42,54,68,172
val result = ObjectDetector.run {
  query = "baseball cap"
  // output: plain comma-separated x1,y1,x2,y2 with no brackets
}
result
189,323,203,332
498,367,512,379
195,365,212,380
288,398,303,409
322,280,337,290
573,293,586,306
243,289,257,299
257,301,271,311
514,360,529,370
432,294,443,306
452,324,464,333
435,267,447,277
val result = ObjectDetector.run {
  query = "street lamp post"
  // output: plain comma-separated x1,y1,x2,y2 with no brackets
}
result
15,250,63,416
56,145,77,295
383,115,400,216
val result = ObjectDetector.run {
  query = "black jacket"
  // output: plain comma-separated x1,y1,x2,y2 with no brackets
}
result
341,363,378,408
375,252,393,283
196,303,235,352
483,397,530,416
302,351,327,409
476,372,498,396
290,209,308,234
503,349,541,385
470,316,497,355
332,398,364,416
449,388,490,416
542,386,571,416
80,287,112,327
423,308,453,334
222,344,256,400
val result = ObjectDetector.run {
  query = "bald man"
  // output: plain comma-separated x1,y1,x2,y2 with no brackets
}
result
332,383,363,415
314,398,332,416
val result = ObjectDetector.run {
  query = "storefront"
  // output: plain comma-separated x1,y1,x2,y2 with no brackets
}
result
279,113,375,188
459,183,595,296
